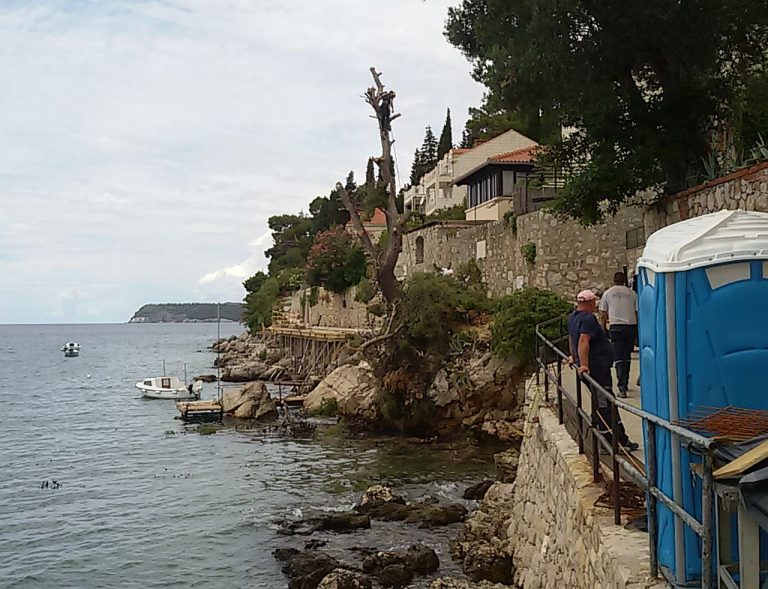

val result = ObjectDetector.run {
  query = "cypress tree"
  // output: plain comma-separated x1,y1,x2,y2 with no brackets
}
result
365,158,375,186
437,108,453,159
422,126,438,170
409,148,423,186
345,170,357,193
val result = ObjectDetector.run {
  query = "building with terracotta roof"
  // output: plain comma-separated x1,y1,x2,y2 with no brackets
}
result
402,128,538,218
455,144,556,222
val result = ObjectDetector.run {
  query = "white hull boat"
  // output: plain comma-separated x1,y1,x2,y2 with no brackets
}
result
61,342,80,357
135,376,202,400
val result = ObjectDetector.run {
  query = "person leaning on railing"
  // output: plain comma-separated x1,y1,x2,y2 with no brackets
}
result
566,289,639,452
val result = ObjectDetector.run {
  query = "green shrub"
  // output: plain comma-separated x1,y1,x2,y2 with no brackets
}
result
454,259,483,287
491,287,573,364
503,210,518,234
317,397,339,417
198,425,219,435
521,241,536,265
426,204,466,221
354,277,376,303
244,277,281,331
276,267,304,293
367,301,386,316
400,273,463,352
308,286,319,307
306,228,367,293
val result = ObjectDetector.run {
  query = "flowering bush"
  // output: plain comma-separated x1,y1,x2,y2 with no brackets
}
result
305,228,367,293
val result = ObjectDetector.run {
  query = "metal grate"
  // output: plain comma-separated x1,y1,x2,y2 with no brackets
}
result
674,406,768,442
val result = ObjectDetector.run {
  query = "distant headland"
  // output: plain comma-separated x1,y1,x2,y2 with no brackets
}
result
128,303,244,323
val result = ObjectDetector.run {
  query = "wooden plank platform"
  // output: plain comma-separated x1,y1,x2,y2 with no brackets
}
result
177,399,223,421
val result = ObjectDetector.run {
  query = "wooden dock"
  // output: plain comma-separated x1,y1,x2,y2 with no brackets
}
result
177,399,223,422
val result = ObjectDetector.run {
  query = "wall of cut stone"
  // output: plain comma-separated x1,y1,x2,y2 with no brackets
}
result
397,164,768,299
287,285,376,330
506,381,664,588
645,162,768,235
398,207,645,299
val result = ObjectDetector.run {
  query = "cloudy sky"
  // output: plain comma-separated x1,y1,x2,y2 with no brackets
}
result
0,0,483,324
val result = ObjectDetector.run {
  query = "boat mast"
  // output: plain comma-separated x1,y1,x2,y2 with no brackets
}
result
217,302,221,402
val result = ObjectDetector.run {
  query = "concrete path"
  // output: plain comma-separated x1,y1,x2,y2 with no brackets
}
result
555,352,645,466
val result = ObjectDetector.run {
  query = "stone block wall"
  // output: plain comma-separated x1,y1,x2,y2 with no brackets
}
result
645,161,768,234
287,285,376,329
397,163,768,299
398,207,645,299
506,381,664,588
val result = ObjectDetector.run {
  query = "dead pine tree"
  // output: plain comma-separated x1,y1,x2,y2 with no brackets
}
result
337,68,411,311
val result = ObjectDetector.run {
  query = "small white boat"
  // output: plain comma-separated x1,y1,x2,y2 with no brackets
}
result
61,342,80,357
135,376,202,400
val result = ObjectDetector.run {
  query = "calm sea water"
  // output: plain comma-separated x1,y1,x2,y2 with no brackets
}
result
0,323,493,588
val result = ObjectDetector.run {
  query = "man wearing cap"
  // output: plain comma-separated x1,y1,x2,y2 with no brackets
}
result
567,289,638,451
599,271,638,397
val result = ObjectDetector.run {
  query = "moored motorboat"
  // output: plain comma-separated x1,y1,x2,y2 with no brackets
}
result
61,342,80,357
135,376,202,400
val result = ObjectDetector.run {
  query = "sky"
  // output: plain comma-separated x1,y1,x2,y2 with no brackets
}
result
0,0,484,324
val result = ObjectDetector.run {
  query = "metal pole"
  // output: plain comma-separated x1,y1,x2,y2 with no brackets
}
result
590,383,601,483
647,421,659,578
576,375,584,454
701,451,714,589
611,400,621,525
543,341,549,404
557,353,563,424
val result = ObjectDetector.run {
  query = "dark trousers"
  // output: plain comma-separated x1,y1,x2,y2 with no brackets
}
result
586,361,631,446
609,324,637,392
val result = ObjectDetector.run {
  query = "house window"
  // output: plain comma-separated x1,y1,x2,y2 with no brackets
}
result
626,226,646,250
415,236,424,264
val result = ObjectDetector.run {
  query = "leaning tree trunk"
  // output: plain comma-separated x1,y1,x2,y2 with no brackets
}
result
338,67,411,307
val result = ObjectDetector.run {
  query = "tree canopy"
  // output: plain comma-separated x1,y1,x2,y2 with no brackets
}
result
437,108,453,159
446,0,768,223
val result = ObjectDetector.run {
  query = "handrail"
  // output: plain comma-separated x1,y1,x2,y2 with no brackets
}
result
534,313,714,588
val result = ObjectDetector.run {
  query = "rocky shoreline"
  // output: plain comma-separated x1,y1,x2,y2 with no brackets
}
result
209,331,525,588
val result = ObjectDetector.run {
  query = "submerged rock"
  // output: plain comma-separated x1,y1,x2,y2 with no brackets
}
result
377,564,413,588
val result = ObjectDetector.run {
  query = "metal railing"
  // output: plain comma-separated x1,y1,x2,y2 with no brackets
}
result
534,315,716,588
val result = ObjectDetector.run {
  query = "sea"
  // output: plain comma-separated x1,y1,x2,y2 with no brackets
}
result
0,323,494,588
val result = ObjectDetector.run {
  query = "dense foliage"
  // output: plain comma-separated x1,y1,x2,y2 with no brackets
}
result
242,165,388,333
306,229,367,294
491,288,573,365
409,126,438,186
446,1,768,223
437,108,453,160
131,303,243,323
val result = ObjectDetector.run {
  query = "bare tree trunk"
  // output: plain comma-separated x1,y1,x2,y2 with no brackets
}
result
337,67,411,306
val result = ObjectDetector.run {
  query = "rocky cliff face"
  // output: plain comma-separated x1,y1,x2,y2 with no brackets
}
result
304,332,527,442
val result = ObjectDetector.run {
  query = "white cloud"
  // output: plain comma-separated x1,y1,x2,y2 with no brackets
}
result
0,0,483,323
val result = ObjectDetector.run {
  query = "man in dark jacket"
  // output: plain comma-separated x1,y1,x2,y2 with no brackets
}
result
567,289,638,451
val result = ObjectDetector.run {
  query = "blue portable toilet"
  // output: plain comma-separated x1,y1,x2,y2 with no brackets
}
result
636,209,768,585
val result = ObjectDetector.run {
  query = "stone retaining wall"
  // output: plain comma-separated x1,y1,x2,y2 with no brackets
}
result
507,382,665,588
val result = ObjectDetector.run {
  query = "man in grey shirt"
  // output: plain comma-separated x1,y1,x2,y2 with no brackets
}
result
599,271,638,397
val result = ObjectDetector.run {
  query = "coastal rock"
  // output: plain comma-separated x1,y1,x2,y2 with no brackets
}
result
430,579,510,589
312,513,371,533
451,483,516,585
304,362,380,422
493,448,520,484
462,480,494,501
462,545,512,583
317,569,372,589
194,374,217,383
356,485,406,511
377,564,413,588
274,549,344,589
221,360,269,382
480,420,523,443
221,382,277,419
359,500,466,528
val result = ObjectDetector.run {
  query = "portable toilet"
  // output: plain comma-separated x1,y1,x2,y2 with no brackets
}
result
636,209,768,585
